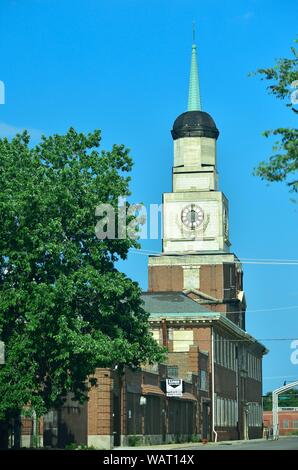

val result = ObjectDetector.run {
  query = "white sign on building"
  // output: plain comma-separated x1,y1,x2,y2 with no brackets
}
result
166,378,183,397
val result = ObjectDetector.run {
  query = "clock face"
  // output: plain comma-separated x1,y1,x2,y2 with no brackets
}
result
181,204,204,230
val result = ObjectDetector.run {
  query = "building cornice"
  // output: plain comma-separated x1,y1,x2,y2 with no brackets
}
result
149,312,268,354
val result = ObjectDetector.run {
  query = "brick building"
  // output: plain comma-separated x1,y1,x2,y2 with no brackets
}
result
144,292,266,442
141,36,268,443
263,408,298,436
28,292,265,448
18,38,268,449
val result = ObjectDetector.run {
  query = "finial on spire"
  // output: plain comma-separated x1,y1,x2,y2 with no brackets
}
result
188,22,202,112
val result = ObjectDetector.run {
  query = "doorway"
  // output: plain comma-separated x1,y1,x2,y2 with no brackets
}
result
202,401,211,440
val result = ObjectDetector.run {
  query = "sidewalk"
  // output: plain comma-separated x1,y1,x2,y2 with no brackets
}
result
117,436,289,451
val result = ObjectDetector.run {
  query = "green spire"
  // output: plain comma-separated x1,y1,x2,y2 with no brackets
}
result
188,27,201,111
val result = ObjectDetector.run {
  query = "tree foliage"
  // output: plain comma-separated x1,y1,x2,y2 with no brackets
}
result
0,128,164,419
252,39,298,192
263,388,298,411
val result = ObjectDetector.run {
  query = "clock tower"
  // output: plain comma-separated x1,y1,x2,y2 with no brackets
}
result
148,39,246,330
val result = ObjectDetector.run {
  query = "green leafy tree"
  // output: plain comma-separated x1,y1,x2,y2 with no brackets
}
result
0,129,164,437
252,39,298,192
263,388,298,411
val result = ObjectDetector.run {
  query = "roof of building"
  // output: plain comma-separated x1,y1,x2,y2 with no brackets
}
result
171,110,219,140
141,291,268,354
141,291,212,315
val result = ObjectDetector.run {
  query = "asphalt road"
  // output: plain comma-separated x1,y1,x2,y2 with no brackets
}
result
180,436,298,450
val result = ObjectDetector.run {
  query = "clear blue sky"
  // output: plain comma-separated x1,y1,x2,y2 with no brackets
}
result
0,0,297,393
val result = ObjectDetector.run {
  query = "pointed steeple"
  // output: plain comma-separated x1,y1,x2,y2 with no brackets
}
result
187,24,201,111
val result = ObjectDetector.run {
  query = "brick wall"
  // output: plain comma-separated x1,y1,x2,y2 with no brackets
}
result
88,368,113,438
148,261,246,329
263,410,298,436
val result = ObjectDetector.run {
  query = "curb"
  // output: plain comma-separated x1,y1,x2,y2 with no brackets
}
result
116,436,294,451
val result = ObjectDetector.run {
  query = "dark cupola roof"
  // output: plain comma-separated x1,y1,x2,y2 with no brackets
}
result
172,34,219,141
171,110,219,140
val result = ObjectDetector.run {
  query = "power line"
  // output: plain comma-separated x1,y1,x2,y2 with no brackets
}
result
263,375,298,380
155,338,298,343
242,261,298,265
150,305,298,315
244,305,298,314
129,248,298,265
149,297,298,315
130,248,298,313
241,258,298,262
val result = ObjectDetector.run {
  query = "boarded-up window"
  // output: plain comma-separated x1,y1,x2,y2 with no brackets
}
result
151,329,161,344
173,330,194,352
183,266,200,290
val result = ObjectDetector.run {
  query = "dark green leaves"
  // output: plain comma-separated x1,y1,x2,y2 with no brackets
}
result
252,39,298,193
0,128,163,418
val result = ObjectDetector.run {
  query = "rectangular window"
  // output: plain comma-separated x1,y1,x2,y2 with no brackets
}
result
167,365,178,378
216,396,220,427
224,399,228,427
292,420,298,429
216,395,220,426
259,404,262,426
151,329,161,344
283,420,290,429
221,399,225,427
215,332,219,363
173,330,194,352
258,359,262,382
248,403,262,427
248,403,252,426
221,398,224,427
167,328,173,341
222,339,225,367
200,370,208,392
248,404,251,426
222,338,225,366
231,400,234,426
248,354,251,377
229,342,233,370
224,339,228,368
228,400,232,426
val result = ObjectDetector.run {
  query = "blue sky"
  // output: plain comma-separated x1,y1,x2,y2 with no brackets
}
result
0,0,297,393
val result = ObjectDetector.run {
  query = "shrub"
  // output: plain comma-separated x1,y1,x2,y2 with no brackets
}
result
127,435,142,447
